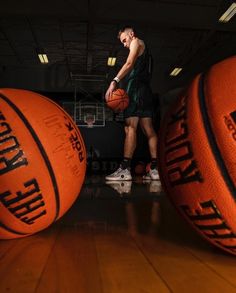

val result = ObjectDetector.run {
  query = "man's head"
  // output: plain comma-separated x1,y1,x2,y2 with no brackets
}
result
118,26,136,49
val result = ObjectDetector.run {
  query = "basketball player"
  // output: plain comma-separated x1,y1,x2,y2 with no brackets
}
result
105,26,159,181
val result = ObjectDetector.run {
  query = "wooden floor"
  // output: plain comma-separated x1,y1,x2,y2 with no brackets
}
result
1,175,236,293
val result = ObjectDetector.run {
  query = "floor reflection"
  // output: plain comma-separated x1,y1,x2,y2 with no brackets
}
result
80,175,164,199
105,180,132,195
105,178,163,196
124,199,162,237
60,175,164,238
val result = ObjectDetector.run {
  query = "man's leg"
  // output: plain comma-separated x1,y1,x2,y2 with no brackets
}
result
123,117,139,158
140,117,158,159
140,117,159,180
120,116,139,170
105,117,139,181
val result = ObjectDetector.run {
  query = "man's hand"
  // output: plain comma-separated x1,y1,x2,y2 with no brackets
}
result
105,81,117,101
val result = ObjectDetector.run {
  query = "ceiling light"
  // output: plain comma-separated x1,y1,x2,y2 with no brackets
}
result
38,53,49,64
219,2,236,23
107,57,116,67
170,67,182,76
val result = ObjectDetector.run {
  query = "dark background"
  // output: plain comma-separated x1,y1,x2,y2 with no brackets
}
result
0,0,235,169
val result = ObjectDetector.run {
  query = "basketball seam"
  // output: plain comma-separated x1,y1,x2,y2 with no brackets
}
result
199,74,236,199
0,222,28,236
0,93,60,235
107,97,128,111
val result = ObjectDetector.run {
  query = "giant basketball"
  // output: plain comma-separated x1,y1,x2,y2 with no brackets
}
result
0,89,86,239
158,56,236,255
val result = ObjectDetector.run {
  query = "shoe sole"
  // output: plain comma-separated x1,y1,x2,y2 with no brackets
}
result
143,175,160,180
105,177,132,181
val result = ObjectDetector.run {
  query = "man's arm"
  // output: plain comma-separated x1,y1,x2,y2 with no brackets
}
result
105,39,142,101
116,39,141,80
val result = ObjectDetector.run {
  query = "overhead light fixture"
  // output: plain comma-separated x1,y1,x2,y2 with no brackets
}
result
170,67,182,76
219,2,236,23
38,53,49,64
107,57,116,67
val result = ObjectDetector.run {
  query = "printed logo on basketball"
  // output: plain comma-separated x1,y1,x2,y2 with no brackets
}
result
0,178,46,225
163,95,203,187
0,110,28,176
43,114,85,177
181,199,236,253
223,110,236,141
65,116,85,163
44,114,85,162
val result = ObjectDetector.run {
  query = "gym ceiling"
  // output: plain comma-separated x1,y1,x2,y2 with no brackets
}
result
0,0,235,98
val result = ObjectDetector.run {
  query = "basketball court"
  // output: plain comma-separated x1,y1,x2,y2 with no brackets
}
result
1,174,236,292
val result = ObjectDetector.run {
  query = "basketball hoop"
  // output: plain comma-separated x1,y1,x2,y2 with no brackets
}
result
84,114,95,128
62,99,105,127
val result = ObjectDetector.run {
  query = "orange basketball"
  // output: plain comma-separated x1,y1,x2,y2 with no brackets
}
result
158,56,236,255
0,89,86,239
107,88,129,112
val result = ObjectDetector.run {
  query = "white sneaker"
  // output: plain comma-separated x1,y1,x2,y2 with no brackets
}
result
105,167,132,181
106,181,132,194
143,168,160,180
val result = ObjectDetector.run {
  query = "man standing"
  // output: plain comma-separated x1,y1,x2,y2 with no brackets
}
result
105,26,159,181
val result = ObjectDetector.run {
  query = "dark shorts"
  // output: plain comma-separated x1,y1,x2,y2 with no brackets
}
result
124,79,154,119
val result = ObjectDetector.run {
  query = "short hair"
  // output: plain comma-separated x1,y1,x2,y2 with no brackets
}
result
117,26,136,39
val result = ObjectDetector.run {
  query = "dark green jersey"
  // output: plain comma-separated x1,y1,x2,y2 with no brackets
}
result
124,46,154,118
127,46,152,83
